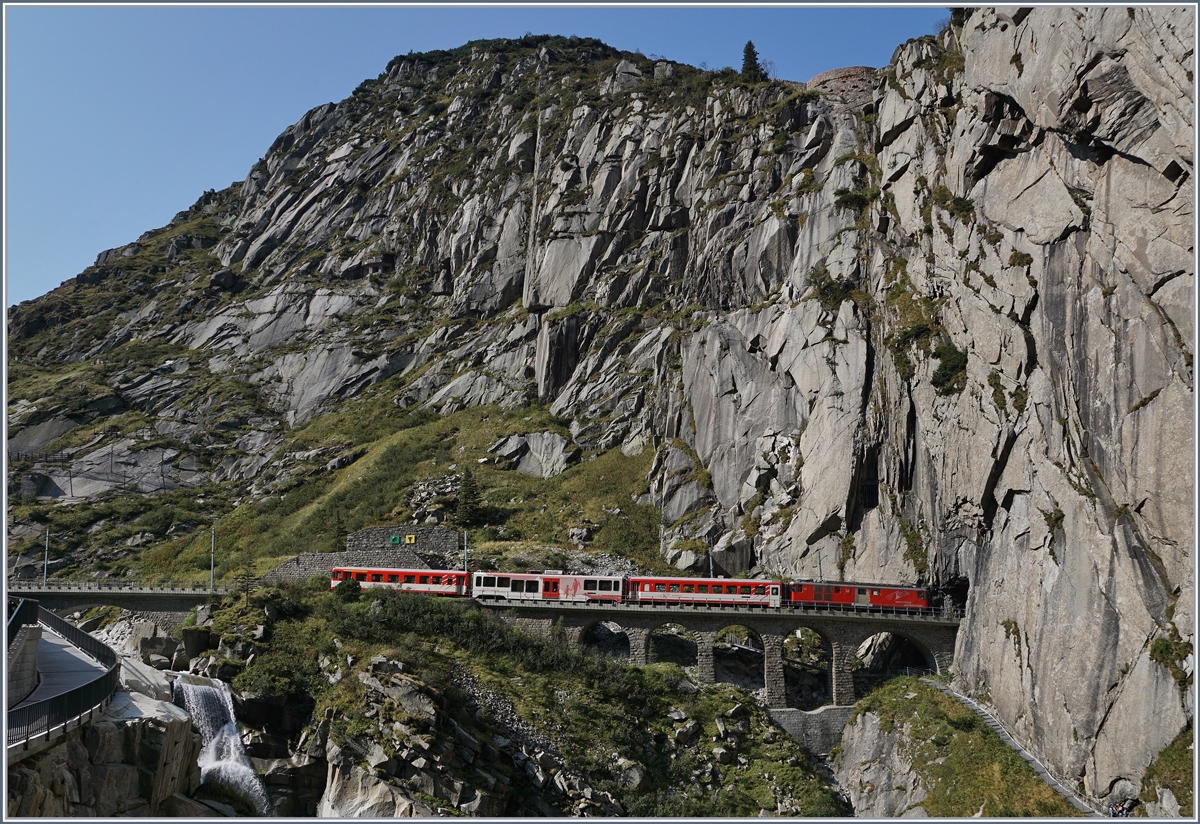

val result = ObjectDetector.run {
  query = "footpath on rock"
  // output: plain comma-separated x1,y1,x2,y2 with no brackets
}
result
922,679,1103,818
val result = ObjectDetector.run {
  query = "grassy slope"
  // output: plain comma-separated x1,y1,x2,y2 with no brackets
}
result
1138,725,1193,816
11,400,668,582
846,677,1083,817
225,583,845,816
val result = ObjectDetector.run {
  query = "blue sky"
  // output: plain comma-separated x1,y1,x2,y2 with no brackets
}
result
4,4,948,308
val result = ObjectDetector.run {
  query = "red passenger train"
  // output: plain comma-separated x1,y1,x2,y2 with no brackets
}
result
330,566,929,611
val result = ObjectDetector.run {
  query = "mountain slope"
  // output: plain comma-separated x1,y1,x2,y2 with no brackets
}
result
7,10,1193,807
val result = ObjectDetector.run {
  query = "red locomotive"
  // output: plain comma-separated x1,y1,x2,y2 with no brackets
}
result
331,566,929,611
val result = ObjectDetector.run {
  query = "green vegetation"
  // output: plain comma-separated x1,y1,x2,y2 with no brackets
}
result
741,41,767,83
900,519,927,575
1042,508,1065,532
226,584,845,816
988,371,1007,410
455,465,480,526
1009,251,1033,268
1139,725,1193,816
930,343,967,394
850,678,1082,816
930,185,974,222
1150,628,1194,687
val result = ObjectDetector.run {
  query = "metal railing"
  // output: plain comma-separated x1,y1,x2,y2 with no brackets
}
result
6,606,120,749
35,607,117,668
7,598,40,648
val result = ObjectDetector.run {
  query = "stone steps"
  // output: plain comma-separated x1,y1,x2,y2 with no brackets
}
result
922,679,1104,817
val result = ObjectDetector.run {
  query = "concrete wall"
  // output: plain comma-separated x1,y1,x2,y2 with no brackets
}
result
7,624,42,709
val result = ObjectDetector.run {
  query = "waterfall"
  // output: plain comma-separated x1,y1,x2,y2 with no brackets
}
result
173,674,272,816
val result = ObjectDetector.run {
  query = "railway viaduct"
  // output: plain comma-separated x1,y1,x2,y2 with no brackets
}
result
10,582,960,710
481,600,961,709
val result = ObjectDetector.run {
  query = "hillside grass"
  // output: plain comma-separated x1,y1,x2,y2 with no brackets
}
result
58,404,663,582
1139,725,1193,816
849,677,1083,817
228,583,845,816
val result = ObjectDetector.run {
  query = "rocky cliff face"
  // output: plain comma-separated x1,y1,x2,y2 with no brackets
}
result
7,8,1192,804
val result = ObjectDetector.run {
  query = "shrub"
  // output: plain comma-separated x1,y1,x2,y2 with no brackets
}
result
335,578,361,602
930,343,967,394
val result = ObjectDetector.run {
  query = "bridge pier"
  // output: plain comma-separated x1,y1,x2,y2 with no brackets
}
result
695,630,717,684
627,628,650,666
829,634,858,706
762,634,787,708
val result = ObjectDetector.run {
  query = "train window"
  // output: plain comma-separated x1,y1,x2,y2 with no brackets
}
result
683,584,694,593
584,580,597,591
643,583,651,592
552,582,559,593
654,584,666,592
754,585,765,595
484,576,496,587
404,575,416,584
474,575,482,586
416,576,427,584
526,580,537,592
510,580,522,592
739,585,751,595
431,576,442,585
857,588,866,595
356,573,366,581
598,580,612,591
698,584,709,593
872,589,880,596
543,581,552,593
371,574,382,582
770,586,779,596
388,575,398,583
834,587,841,593
497,577,510,587
669,584,680,593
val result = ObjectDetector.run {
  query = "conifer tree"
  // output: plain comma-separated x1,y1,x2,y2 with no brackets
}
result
742,41,767,83
456,466,481,526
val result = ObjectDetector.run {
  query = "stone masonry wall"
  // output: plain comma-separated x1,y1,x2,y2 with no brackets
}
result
345,525,461,556
260,525,463,584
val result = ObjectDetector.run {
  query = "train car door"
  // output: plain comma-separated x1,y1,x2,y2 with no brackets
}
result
541,577,560,600
769,584,781,608
855,587,870,606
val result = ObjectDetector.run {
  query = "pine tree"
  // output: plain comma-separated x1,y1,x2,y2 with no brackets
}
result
742,41,766,83
455,466,480,526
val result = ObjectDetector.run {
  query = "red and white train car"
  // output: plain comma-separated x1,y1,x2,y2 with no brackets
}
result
471,571,625,602
628,576,783,607
331,566,469,596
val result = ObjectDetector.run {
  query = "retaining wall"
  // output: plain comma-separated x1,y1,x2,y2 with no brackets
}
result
769,705,856,756
7,625,42,709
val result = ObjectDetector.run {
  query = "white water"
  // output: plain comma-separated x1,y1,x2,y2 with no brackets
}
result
173,674,272,816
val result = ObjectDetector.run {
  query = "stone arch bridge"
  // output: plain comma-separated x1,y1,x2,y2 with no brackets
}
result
482,600,961,708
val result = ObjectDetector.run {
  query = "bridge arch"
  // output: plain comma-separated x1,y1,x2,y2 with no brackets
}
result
578,619,631,660
646,622,699,668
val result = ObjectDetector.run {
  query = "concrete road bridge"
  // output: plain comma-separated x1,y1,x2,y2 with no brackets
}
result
8,582,230,615
480,599,962,709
